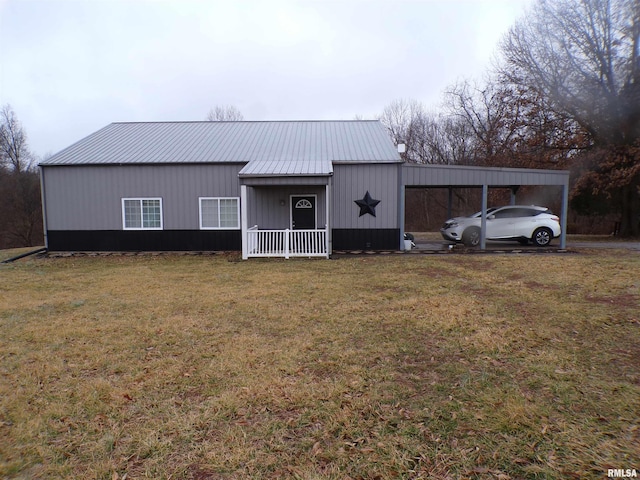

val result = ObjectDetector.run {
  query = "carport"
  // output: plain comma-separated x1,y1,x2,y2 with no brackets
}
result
400,164,571,249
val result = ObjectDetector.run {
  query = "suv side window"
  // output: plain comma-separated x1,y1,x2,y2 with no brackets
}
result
513,208,538,217
494,208,531,218
498,208,539,218
493,209,514,218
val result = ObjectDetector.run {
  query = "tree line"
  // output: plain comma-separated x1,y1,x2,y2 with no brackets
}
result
1,0,638,249
0,105,42,249
379,0,639,236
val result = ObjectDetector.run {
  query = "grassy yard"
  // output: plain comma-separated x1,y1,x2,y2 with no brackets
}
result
0,251,638,479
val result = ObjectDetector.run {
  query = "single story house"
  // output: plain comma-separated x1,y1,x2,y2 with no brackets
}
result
39,120,570,258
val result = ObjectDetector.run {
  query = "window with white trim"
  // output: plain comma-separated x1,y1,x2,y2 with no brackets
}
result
199,197,240,229
122,198,163,230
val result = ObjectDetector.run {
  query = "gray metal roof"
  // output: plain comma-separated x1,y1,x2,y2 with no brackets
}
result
41,121,402,169
239,159,333,177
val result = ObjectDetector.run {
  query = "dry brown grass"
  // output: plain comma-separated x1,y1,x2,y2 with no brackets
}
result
1,251,638,479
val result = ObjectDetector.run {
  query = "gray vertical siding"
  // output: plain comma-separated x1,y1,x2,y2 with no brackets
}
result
331,163,400,229
43,164,244,230
246,186,327,229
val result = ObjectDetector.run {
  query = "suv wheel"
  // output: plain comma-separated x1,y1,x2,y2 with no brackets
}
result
532,227,552,247
462,227,481,247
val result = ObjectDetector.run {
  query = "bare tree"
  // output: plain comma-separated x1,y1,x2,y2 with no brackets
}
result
502,0,639,145
378,99,422,159
379,99,442,163
445,80,540,166
0,169,43,246
0,105,43,248
500,0,640,235
445,79,588,168
0,104,32,173
206,105,244,122
379,98,480,165
422,114,477,166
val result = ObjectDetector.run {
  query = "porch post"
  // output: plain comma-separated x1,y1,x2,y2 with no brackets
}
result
325,180,331,258
241,184,248,259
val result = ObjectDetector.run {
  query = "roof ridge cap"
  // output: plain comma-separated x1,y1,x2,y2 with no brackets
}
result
111,119,381,125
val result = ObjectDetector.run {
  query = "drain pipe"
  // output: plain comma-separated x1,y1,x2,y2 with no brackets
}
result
1,247,48,264
39,165,49,250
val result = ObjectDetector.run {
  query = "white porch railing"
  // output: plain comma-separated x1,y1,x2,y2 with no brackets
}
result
246,226,329,258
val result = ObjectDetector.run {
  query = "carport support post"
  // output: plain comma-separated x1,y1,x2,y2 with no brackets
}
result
480,184,488,250
560,182,569,249
399,174,405,250
447,187,453,219
510,186,519,205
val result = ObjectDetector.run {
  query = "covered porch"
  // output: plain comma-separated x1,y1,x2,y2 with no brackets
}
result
239,160,332,259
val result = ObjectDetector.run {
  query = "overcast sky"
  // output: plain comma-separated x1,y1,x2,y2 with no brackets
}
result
0,0,531,159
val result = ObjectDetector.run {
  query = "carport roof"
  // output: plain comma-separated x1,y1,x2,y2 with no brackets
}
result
402,163,569,186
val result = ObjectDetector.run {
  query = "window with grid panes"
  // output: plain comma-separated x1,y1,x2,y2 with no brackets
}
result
122,198,162,230
199,198,240,229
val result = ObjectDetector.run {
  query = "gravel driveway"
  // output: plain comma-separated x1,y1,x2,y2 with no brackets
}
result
413,237,640,252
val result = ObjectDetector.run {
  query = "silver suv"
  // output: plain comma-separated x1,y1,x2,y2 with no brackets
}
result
440,205,561,247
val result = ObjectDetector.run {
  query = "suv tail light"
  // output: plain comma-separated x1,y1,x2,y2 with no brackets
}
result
551,215,560,223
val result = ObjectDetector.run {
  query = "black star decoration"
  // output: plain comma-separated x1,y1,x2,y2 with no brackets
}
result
354,191,380,217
